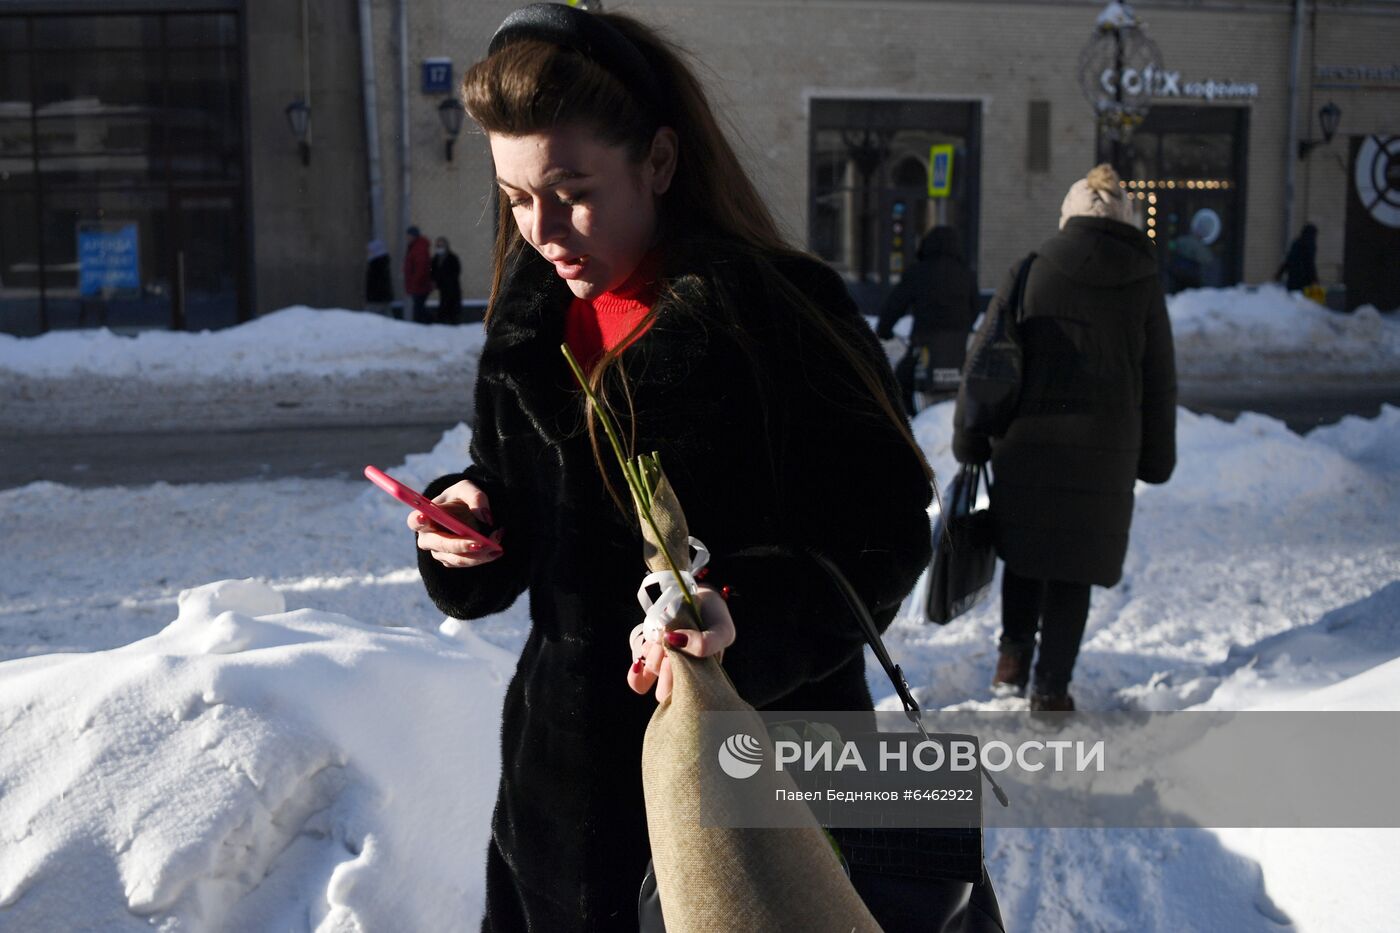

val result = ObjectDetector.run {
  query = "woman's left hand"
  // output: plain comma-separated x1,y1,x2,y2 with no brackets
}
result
627,585,735,703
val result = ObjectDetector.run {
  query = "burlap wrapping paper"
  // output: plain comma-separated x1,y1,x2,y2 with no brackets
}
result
638,471,881,932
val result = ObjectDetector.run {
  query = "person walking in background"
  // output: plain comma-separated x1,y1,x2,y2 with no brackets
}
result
430,237,463,325
953,163,1177,712
876,226,980,415
403,225,433,323
1163,211,1215,294
365,239,395,317
1277,222,1320,294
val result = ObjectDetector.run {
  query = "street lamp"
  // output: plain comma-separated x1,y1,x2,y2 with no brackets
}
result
1298,102,1342,159
284,100,311,166
438,98,465,162
1079,2,1163,175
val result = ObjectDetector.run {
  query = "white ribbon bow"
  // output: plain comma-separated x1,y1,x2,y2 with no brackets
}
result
636,536,710,645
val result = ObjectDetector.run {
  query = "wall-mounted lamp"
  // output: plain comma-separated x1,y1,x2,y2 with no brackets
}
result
1298,101,1341,160
284,100,311,166
438,98,465,162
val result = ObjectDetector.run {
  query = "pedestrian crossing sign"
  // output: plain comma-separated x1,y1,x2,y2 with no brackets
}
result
928,144,954,198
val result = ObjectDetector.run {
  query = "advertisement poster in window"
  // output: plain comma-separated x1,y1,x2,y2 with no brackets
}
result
77,221,140,297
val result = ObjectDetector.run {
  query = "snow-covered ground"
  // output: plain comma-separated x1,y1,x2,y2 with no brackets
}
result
2,288,1398,930
0,308,487,432
4,285,1397,433
1169,284,1400,382
3,398,1399,931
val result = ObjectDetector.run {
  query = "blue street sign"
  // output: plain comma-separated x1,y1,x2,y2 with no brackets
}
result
928,144,955,198
422,58,453,94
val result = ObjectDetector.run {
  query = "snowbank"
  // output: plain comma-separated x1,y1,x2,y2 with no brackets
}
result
0,307,487,381
0,578,512,931
1168,284,1400,381
0,307,485,432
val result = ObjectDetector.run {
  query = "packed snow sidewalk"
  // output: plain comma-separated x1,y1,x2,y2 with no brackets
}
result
0,308,487,432
1168,285,1400,382
2,285,1396,433
2,403,1399,931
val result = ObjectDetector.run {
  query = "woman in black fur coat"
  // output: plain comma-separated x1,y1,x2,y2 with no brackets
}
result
409,6,934,931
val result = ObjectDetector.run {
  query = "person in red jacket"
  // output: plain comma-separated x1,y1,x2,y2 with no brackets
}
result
402,225,433,323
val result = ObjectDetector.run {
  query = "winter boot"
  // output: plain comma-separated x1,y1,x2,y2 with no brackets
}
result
991,650,1031,697
1029,692,1075,712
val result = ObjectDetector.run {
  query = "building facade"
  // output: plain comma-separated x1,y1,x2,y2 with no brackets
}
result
1,0,1396,335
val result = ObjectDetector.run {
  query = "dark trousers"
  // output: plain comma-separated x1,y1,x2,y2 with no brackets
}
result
999,566,1091,696
410,292,430,324
437,296,461,325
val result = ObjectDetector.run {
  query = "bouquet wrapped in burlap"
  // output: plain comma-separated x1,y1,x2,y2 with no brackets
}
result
562,346,880,933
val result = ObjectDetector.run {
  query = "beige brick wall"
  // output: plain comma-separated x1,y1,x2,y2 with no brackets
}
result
1301,8,1400,288
341,0,1398,302
246,0,369,314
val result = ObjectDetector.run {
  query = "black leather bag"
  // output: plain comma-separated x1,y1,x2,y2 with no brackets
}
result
925,463,997,625
639,553,1007,933
958,254,1034,439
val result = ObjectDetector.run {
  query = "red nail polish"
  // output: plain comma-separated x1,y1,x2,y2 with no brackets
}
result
632,660,645,674
720,585,732,602
665,631,689,648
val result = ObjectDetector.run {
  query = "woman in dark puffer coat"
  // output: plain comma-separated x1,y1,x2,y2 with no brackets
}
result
954,163,1177,711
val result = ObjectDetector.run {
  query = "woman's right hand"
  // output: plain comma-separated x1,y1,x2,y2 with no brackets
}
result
408,478,505,568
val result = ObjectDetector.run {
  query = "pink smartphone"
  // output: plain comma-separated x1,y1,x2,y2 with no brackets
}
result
364,465,502,552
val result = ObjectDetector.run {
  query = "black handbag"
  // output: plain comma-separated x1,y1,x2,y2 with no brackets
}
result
958,253,1034,439
925,462,997,625
639,552,1007,933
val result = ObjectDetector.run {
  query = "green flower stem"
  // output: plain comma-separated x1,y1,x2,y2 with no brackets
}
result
560,344,701,629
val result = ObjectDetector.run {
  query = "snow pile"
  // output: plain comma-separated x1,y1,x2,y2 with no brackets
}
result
3,405,1400,930
1168,284,1400,380
0,307,487,382
0,578,513,931
0,422,508,665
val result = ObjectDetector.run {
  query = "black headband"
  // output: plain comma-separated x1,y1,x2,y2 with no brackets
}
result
487,3,663,119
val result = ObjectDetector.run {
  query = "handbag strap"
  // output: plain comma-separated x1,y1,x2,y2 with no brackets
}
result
955,462,982,515
1009,253,1036,326
807,550,1009,807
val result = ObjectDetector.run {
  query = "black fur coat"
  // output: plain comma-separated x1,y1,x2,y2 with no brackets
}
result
417,238,933,932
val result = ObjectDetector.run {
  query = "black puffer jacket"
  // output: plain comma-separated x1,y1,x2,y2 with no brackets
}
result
418,238,932,932
953,216,1177,587
875,226,979,374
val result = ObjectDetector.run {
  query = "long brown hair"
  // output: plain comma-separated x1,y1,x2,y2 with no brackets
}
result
462,11,932,495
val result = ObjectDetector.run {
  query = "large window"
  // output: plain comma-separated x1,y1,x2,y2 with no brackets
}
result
0,10,244,336
809,99,981,313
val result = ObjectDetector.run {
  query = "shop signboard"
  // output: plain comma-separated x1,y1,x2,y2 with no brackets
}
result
1100,65,1260,101
928,144,954,198
78,222,139,297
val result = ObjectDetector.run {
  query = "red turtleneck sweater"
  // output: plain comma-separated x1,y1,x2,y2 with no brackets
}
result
564,251,661,372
